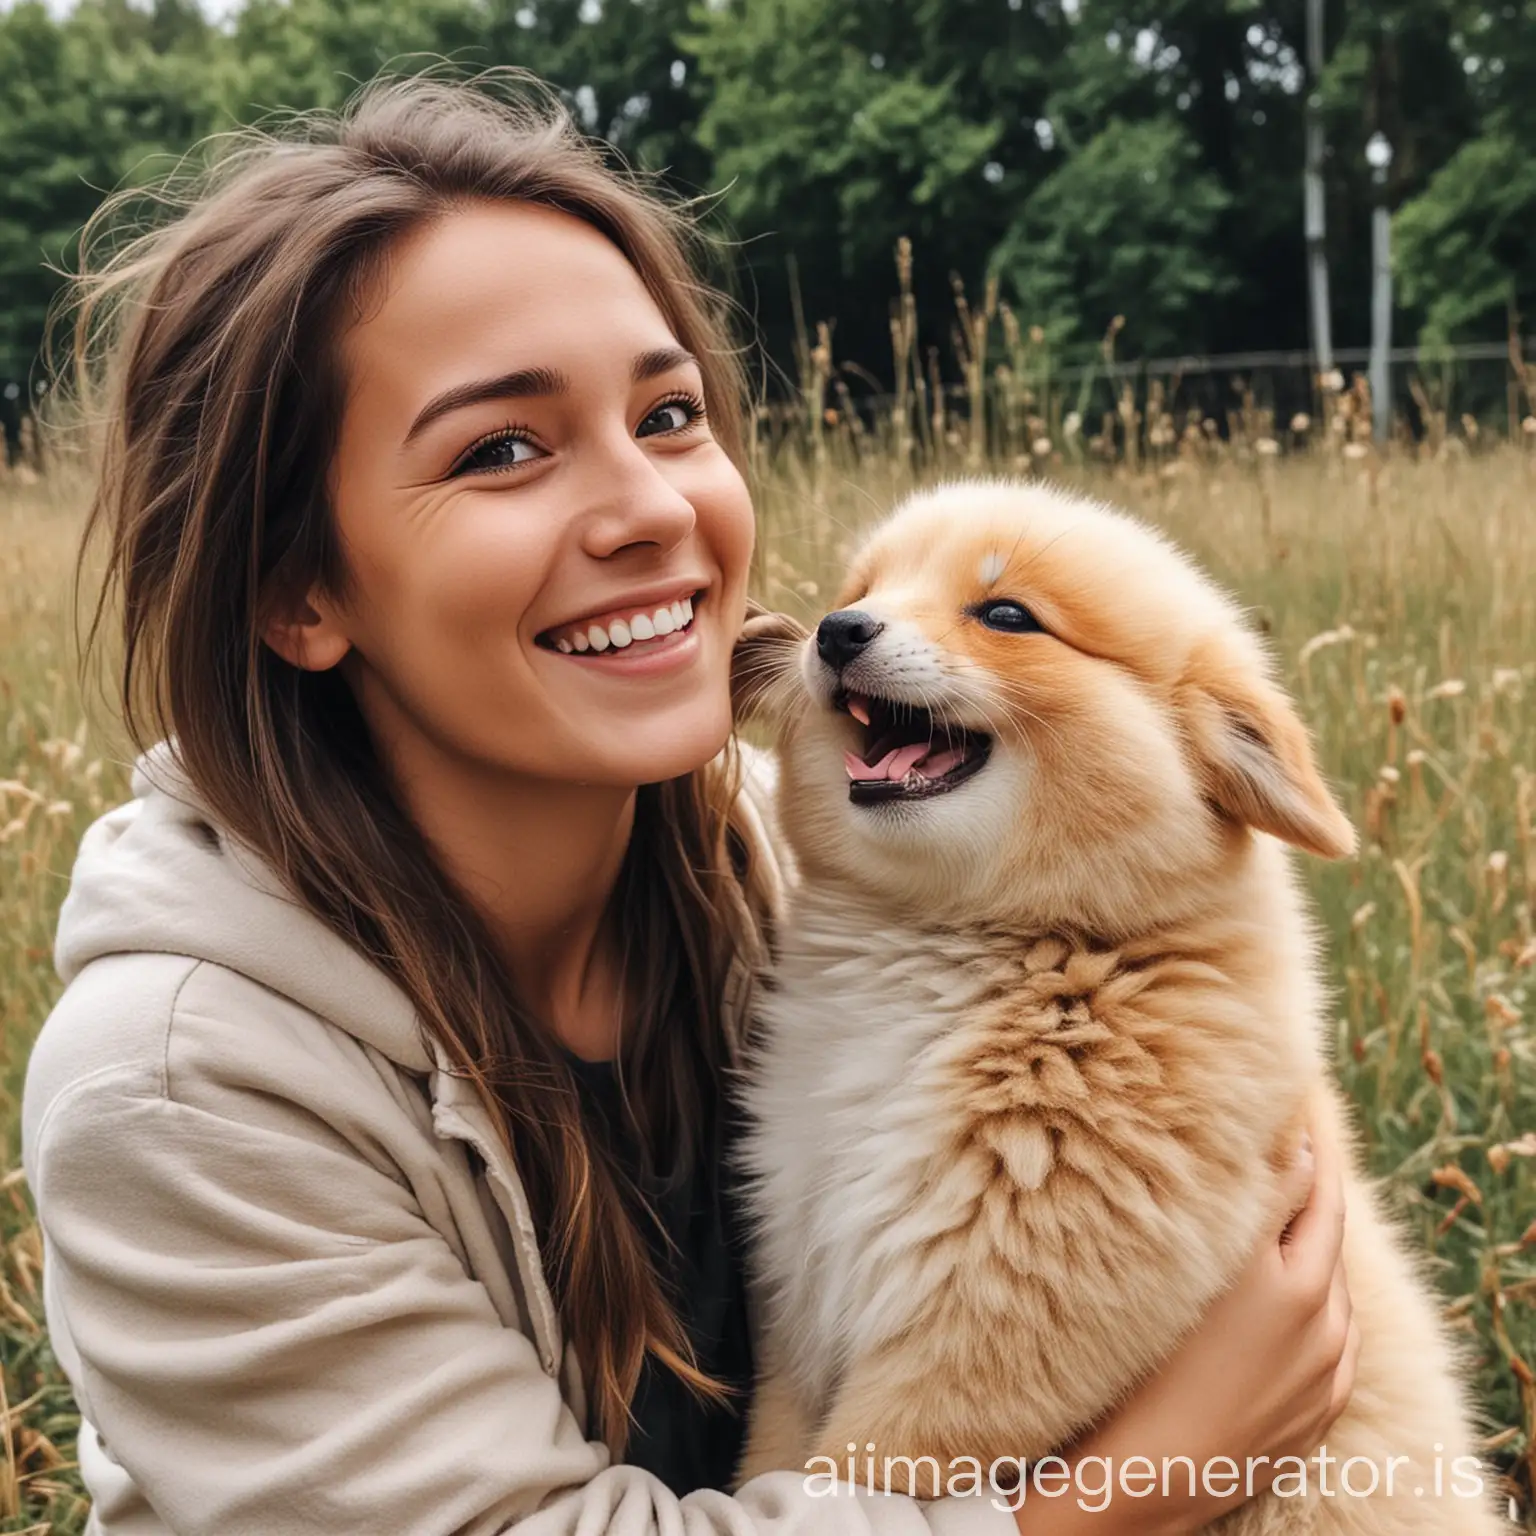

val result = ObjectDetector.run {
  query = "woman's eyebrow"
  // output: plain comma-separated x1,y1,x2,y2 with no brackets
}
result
403,346,698,446
632,345,697,383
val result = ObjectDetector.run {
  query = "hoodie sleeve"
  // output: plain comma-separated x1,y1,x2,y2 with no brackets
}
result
23,956,1016,1536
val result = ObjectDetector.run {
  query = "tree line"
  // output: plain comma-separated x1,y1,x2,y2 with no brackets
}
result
2,0,1533,425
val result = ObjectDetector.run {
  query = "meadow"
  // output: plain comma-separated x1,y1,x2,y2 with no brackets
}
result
2,351,1535,1531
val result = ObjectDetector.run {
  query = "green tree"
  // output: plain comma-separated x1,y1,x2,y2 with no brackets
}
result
1389,0,1536,343
475,0,709,188
226,0,487,116
0,0,227,403
2,0,1533,413
990,114,1233,358
1036,0,1311,356
688,0,1063,379
1395,133,1536,343
225,0,706,186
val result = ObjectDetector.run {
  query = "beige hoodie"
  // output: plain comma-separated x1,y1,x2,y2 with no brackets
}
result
22,744,1014,1536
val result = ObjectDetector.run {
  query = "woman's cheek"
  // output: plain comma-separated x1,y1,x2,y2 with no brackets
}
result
427,495,550,637
699,462,758,605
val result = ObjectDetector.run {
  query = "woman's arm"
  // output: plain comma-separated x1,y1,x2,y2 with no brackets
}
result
1014,1118,1359,1534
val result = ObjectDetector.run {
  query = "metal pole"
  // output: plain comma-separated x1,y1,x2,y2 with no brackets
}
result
1304,0,1334,378
1368,148,1393,441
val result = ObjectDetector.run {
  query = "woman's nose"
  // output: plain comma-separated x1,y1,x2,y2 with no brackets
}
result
578,436,697,560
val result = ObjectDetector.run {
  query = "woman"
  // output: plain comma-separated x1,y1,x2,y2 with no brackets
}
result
23,74,1358,1535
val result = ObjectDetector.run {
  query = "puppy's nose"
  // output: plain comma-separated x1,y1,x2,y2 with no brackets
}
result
816,609,884,671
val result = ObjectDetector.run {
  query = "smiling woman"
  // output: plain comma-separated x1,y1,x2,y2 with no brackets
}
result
20,67,1358,1536
23,73,797,1535
268,197,755,822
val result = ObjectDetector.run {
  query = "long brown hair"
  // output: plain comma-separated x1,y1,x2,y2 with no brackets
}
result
64,70,770,1454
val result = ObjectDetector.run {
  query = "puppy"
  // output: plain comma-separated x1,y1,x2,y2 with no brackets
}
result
731,480,1504,1533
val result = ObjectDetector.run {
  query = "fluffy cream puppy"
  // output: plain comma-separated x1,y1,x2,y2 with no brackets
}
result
730,479,1504,1533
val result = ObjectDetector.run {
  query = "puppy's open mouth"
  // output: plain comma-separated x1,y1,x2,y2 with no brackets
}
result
834,690,992,805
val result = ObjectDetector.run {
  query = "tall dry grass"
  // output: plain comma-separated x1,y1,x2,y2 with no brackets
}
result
2,445,121,1536
2,302,1534,1530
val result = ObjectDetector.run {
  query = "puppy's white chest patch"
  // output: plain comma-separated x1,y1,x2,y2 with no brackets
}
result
739,907,1006,1414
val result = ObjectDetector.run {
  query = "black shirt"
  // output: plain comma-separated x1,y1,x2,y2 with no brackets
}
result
560,1047,756,1497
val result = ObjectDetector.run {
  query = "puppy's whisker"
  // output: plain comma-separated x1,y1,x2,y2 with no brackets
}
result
1011,524,1080,583
960,681,1070,755
979,687,1072,755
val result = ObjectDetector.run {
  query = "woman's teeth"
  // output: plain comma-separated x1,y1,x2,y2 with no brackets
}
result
551,597,694,655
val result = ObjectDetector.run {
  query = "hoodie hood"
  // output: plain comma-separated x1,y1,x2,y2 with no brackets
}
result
55,741,432,1075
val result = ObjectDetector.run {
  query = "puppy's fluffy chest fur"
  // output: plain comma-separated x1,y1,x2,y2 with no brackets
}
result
741,871,1317,1450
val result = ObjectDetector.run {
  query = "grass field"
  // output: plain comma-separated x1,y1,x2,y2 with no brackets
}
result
3,398,1535,1530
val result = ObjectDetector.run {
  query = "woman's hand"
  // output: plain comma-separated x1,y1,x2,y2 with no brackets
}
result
1016,1114,1361,1535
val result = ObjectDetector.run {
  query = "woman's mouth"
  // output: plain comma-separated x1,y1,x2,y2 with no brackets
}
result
833,689,992,805
537,590,703,657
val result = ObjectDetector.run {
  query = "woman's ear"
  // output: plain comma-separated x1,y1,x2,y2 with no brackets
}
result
1182,642,1356,860
262,586,352,673
731,603,809,725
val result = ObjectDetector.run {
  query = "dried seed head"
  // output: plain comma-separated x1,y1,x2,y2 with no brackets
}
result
1431,1164,1484,1205
1484,995,1520,1028
1297,625,1357,668
1489,1134,1536,1173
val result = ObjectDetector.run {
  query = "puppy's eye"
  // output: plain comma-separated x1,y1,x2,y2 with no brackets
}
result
974,598,1043,634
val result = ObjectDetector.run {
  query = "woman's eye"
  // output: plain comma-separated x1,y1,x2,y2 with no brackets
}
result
637,395,705,438
975,598,1043,634
451,430,543,477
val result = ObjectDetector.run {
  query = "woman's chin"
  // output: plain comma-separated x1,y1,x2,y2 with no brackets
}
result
578,707,735,790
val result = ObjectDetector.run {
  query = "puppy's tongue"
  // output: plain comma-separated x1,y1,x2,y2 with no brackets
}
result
918,745,966,778
844,742,938,782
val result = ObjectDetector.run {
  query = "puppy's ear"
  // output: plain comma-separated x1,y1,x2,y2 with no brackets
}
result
1182,642,1356,860
732,603,810,724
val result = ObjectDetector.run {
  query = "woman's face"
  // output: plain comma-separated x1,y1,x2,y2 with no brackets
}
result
303,200,756,790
